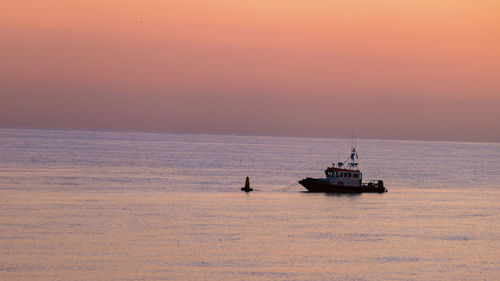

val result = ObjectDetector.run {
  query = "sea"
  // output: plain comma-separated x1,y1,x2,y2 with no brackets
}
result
1,128,499,280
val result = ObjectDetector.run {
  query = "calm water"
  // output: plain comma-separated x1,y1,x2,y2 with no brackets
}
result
1,128,499,280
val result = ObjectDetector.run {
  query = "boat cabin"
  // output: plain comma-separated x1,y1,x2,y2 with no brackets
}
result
324,166,362,187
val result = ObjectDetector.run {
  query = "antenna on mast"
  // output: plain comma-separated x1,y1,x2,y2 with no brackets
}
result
351,128,358,149
351,128,354,149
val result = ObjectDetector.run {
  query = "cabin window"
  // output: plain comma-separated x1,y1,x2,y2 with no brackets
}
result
340,172,343,177
348,173,352,177
353,174,359,178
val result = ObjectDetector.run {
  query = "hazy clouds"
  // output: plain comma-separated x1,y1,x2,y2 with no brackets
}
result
1,0,499,141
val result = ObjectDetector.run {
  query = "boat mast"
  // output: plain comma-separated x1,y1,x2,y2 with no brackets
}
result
346,131,358,170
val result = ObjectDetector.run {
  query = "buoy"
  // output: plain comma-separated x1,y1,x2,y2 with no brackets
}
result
241,176,253,192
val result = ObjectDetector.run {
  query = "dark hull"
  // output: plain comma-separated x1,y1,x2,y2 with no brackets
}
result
299,178,387,193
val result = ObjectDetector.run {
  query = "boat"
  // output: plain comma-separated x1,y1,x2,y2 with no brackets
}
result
299,147,387,193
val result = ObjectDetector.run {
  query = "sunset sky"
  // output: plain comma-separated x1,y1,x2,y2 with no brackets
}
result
1,0,499,142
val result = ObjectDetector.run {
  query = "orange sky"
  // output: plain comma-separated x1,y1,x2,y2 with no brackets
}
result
1,0,499,141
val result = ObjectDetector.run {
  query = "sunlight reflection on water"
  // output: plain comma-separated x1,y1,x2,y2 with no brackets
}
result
0,190,499,280
1,128,500,280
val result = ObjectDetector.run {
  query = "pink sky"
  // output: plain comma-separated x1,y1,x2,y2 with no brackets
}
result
1,0,499,141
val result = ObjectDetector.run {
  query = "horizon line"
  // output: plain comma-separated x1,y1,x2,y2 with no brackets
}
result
1,126,499,145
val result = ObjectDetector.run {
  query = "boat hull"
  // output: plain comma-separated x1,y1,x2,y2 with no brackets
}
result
299,178,387,193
